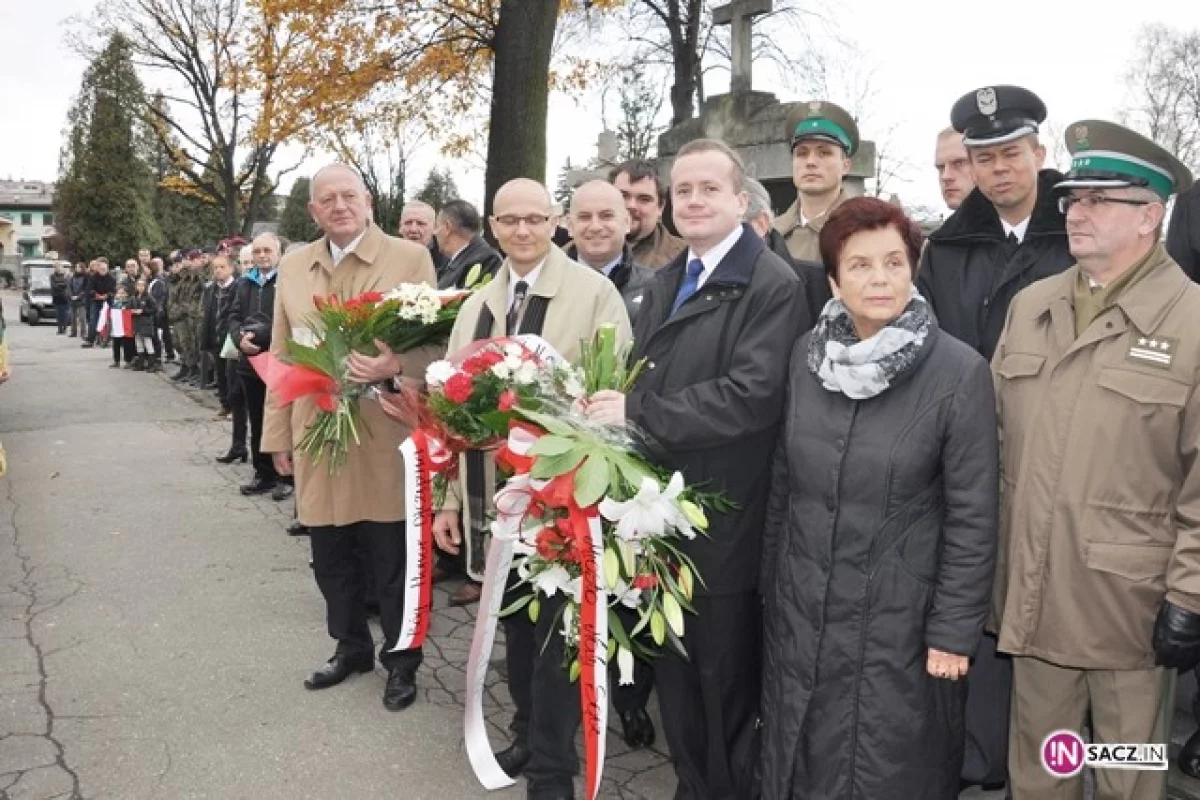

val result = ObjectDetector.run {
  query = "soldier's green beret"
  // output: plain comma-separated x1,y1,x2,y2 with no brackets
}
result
786,100,859,157
1055,120,1193,199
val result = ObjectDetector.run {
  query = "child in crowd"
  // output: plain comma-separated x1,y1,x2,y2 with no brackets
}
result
130,278,159,371
108,286,137,369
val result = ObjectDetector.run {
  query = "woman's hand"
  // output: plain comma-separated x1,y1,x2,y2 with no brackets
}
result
926,648,969,681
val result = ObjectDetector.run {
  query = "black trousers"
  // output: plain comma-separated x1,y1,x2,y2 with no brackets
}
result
657,592,762,800
215,355,231,409
111,336,136,365
308,520,422,671
241,370,278,481
226,362,248,454
962,633,1012,785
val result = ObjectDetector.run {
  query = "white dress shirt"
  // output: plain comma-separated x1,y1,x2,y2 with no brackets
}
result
687,225,745,290
1002,216,1031,244
507,260,545,311
329,229,367,266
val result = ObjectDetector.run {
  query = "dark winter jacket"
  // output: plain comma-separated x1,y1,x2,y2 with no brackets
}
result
200,279,237,352
90,272,116,304
760,322,998,800
50,271,69,304
226,270,277,376
68,274,88,303
626,225,806,595
765,227,831,329
437,236,503,290
917,169,1072,361
565,243,654,325
1167,183,1200,283
148,274,169,322
129,294,158,337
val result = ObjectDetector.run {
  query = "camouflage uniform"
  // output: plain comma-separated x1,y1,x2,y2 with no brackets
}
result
169,269,205,369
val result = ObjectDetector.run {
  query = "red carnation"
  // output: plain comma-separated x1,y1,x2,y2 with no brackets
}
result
498,390,517,412
443,373,474,404
632,574,659,590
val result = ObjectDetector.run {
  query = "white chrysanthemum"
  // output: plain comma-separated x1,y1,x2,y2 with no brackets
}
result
504,343,525,360
514,361,540,385
425,360,456,387
491,362,512,380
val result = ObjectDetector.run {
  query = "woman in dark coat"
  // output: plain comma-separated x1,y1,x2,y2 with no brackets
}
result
760,197,999,799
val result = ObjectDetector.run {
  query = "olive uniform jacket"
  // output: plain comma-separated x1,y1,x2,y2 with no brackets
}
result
992,244,1200,670
772,189,848,263
261,224,440,528
439,245,632,579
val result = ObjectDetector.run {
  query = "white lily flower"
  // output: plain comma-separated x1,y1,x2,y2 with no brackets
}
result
599,475,681,541
425,360,456,387
617,646,635,686
611,579,643,610
530,564,573,598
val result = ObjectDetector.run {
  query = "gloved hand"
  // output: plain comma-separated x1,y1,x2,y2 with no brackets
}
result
1152,600,1200,671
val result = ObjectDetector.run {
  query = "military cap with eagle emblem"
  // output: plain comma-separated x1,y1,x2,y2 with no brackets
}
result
786,100,860,157
1055,119,1193,199
951,85,1047,147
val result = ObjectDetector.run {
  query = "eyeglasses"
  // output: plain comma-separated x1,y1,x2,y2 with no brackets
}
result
492,214,552,229
1058,195,1152,214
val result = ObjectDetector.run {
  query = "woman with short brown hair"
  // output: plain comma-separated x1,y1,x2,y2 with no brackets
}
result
760,196,1000,798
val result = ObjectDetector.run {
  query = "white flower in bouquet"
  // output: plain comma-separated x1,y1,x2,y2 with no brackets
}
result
611,579,643,610
599,472,687,541
514,360,540,385
490,362,512,380
426,360,457,387
504,343,525,360
388,283,442,324
561,603,579,647
559,369,585,400
504,353,523,371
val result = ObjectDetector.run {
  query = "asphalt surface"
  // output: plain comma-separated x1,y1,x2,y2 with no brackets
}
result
0,296,674,800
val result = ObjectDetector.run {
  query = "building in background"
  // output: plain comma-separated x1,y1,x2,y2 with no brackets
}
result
0,180,56,267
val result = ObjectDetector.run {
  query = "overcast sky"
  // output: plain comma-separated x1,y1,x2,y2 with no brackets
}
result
4,1,1200,216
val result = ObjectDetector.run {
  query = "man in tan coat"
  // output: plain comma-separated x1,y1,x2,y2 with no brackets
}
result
772,100,858,262
993,121,1200,799
262,163,438,712
430,178,631,796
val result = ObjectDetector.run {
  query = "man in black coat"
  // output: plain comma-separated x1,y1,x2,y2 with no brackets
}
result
225,233,280,494
565,180,654,326
586,139,806,799
918,85,1073,792
433,199,503,289
1168,182,1200,283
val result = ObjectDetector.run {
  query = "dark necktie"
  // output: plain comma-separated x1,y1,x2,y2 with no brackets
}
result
670,258,706,315
506,280,528,335
1005,231,1020,259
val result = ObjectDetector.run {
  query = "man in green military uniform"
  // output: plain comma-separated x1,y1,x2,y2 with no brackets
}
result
170,249,206,384
993,120,1200,800
772,99,859,264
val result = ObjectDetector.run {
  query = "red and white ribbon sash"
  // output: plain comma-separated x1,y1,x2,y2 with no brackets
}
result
576,508,609,800
393,429,452,651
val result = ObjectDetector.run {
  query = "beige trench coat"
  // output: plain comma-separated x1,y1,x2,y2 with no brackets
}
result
992,244,1200,670
440,244,632,579
772,189,848,263
261,224,439,528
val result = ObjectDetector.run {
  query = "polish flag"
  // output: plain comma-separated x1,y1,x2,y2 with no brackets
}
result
97,303,134,338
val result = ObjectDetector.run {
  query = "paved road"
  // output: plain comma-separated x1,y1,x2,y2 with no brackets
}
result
0,297,673,799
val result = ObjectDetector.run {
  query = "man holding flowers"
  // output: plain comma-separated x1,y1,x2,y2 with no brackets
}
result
585,139,806,799
428,177,631,799
261,163,441,712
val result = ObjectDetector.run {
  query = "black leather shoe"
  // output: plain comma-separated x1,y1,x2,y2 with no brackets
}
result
216,449,248,464
382,667,417,711
286,521,309,536
304,653,373,690
1180,728,1200,778
495,740,532,778
240,476,277,496
618,708,656,749
271,483,294,502
172,366,191,381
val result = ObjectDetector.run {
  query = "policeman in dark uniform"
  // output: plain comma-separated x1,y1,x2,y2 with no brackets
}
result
918,85,1075,793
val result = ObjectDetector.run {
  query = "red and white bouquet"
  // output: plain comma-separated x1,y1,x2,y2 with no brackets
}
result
251,282,472,471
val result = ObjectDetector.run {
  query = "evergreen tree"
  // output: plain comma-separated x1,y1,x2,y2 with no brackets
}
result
414,167,461,212
279,178,321,244
553,158,576,209
55,34,163,262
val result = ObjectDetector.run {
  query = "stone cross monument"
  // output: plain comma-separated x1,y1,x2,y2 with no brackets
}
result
713,0,773,95
657,1,875,212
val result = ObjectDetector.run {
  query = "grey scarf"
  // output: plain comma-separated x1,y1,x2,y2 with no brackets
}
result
807,288,933,399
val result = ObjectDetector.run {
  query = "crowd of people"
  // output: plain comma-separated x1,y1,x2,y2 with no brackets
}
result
23,80,1200,800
